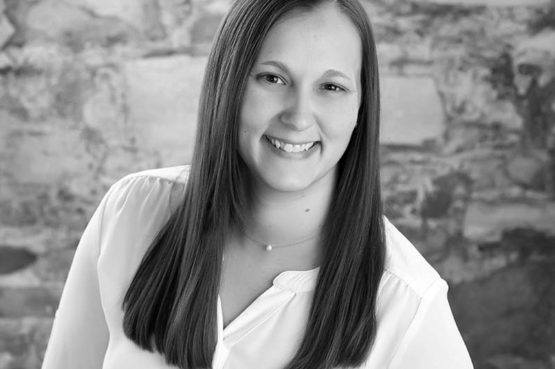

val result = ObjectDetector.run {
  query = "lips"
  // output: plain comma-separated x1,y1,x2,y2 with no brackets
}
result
264,135,319,153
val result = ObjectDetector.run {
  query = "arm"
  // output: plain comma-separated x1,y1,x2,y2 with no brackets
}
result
41,184,117,369
388,279,474,369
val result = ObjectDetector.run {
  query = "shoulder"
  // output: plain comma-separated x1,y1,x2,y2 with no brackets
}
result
380,215,444,299
97,165,192,248
112,164,191,188
95,166,191,278
375,218,474,369
104,165,191,206
365,216,450,367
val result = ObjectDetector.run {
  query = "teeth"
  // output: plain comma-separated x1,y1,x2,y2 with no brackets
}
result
268,136,316,152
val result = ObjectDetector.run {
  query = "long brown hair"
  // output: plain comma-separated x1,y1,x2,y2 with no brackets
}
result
122,0,385,368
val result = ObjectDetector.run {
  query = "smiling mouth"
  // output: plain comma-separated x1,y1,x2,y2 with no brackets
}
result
264,135,319,153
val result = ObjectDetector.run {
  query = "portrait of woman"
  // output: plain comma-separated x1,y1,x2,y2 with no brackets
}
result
40,0,474,368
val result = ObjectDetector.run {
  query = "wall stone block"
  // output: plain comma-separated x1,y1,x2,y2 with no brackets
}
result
0,225,77,255
32,249,75,285
0,14,14,48
451,148,516,190
486,355,552,369
0,246,36,275
0,268,53,289
464,199,555,241
429,10,528,128
377,41,434,75
6,125,88,185
434,56,524,129
380,75,445,145
511,30,555,149
191,11,224,47
442,122,521,154
512,30,555,95
450,260,554,365
0,44,90,121
420,171,473,219
435,240,521,283
157,0,193,49
124,54,206,165
70,0,166,41
0,318,52,369
0,287,60,318
421,0,551,6
82,66,127,140
0,197,39,227
389,217,453,258
505,149,548,190
24,1,140,52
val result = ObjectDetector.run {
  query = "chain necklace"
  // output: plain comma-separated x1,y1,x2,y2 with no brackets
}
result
240,225,322,251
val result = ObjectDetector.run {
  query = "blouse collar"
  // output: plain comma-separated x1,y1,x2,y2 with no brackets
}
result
272,266,320,293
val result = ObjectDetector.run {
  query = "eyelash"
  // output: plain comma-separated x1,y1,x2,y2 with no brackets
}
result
257,73,347,93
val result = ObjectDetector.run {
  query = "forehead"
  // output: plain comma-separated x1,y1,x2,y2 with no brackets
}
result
255,4,362,79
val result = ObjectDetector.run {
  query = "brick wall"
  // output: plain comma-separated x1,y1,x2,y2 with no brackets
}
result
0,0,553,368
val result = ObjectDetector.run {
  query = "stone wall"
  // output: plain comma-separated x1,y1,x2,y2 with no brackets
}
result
0,0,553,368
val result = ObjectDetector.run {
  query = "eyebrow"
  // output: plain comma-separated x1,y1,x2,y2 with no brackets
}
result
259,60,353,82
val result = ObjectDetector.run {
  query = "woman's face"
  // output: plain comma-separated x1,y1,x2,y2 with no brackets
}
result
238,3,362,193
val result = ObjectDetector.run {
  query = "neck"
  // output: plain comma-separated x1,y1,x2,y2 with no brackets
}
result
243,169,336,249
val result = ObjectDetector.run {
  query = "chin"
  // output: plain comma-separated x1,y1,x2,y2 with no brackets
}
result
258,171,316,193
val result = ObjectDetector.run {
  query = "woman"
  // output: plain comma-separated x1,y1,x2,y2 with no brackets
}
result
42,0,474,368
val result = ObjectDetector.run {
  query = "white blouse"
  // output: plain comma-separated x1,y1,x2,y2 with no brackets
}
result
41,165,474,369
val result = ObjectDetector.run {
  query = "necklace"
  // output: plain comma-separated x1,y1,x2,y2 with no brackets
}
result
240,225,322,251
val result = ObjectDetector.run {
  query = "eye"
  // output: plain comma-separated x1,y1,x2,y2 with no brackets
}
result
321,83,346,93
258,73,286,85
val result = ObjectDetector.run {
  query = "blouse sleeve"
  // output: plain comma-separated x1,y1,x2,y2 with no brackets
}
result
41,180,124,369
387,279,474,369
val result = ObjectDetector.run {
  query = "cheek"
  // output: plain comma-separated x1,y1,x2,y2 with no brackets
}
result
240,85,276,132
321,100,359,140
237,117,257,160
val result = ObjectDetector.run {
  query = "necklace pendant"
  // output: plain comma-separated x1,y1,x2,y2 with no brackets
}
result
265,244,272,251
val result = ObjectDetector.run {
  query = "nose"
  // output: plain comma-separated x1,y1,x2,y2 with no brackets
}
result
278,87,316,131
